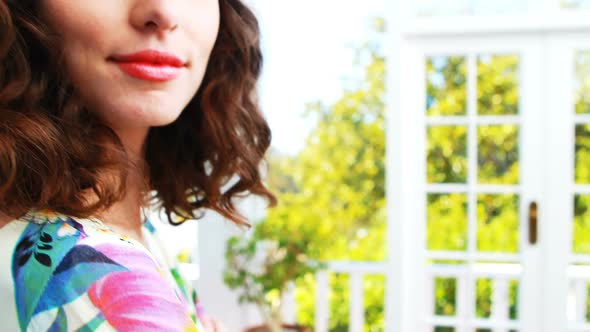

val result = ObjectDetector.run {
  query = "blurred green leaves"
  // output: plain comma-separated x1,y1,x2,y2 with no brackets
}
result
477,55,519,116
427,194,468,251
575,51,590,114
427,126,468,183
427,56,467,116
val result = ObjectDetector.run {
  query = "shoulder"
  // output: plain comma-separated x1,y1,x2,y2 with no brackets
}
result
10,210,198,331
10,211,127,331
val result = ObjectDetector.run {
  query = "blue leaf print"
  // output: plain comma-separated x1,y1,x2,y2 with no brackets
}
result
35,245,128,314
12,217,83,331
34,251,52,267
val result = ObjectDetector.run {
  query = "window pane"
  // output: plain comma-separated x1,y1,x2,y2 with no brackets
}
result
434,327,455,332
575,51,590,114
477,194,520,253
476,278,493,318
428,126,468,183
427,56,467,116
477,55,520,115
428,194,468,251
478,125,520,184
574,195,590,254
575,124,590,184
510,279,519,320
435,277,457,316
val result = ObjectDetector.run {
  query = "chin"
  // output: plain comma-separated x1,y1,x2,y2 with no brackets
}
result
131,105,184,127
97,99,188,130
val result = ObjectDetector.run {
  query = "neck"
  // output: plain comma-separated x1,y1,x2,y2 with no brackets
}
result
115,126,149,159
94,125,151,245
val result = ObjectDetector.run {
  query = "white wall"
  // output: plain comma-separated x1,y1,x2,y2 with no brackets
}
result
195,197,269,331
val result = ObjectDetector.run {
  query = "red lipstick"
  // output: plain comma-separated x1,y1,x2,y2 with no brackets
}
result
109,50,185,82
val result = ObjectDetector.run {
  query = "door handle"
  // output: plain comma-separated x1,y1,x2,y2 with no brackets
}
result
528,201,538,245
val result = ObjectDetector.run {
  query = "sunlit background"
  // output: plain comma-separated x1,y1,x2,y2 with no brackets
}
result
187,1,590,331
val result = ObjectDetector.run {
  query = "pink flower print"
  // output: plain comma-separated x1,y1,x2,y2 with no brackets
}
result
88,243,198,332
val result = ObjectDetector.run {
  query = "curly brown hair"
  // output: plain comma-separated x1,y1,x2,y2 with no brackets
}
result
0,0,276,226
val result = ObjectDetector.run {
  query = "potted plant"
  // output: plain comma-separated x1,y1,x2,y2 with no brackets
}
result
224,218,324,332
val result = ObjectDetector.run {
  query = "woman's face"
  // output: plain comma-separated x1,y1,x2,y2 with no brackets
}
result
40,0,220,139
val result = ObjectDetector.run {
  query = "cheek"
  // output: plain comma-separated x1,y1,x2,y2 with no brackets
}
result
50,25,114,103
187,4,220,60
42,2,111,57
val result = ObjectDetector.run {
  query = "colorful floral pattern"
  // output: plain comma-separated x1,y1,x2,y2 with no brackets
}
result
3,210,204,331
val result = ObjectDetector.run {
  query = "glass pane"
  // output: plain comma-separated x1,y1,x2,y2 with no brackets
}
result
476,278,493,318
427,56,467,116
435,277,457,316
510,279,519,320
428,194,468,251
428,126,468,183
434,327,455,332
563,0,590,9
575,51,590,114
575,124,590,184
478,125,519,184
477,194,520,253
477,55,520,115
574,194,590,254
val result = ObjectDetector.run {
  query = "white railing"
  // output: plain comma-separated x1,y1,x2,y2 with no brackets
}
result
424,263,521,332
281,261,590,332
304,261,523,332
312,261,389,332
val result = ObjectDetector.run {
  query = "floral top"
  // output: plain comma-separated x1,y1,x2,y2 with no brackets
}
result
0,209,205,331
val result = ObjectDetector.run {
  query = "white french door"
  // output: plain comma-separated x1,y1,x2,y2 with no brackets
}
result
391,32,590,332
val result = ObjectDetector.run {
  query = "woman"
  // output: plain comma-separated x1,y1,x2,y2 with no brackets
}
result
0,0,275,331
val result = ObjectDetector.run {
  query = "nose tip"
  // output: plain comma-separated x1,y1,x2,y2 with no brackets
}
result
131,1,180,33
144,13,178,32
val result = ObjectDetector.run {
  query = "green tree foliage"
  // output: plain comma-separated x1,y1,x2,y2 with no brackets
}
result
264,20,387,330
224,226,325,332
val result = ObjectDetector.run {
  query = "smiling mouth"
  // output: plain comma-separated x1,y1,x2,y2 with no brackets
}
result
107,50,186,82
111,62,183,82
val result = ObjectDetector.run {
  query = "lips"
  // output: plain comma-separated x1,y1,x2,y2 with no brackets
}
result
108,50,186,82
